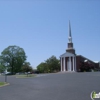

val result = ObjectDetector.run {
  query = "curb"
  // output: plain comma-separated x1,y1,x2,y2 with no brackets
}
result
0,83,10,87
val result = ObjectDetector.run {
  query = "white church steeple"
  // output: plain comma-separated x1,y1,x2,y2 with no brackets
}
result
68,20,72,43
66,20,75,54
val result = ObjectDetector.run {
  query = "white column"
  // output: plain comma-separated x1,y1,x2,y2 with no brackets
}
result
75,56,76,71
69,57,71,71
61,57,62,71
67,58,69,71
64,57,66,71
73,56,75,71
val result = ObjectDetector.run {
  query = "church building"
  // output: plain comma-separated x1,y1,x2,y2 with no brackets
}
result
60,21,100,72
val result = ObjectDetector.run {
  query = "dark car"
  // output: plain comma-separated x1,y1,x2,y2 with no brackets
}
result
5,72,15,75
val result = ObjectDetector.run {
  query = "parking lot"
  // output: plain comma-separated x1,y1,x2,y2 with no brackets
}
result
0,72,100,100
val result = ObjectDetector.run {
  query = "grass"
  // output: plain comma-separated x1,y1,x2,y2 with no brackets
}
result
0,82,8,87
16,74,36,78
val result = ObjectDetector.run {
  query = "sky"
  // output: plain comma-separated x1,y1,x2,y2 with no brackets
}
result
0,0,100,69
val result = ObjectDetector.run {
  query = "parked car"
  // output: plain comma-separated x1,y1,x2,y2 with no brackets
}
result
5,72,15,75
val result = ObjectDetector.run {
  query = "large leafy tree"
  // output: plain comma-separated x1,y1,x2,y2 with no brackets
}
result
37,55,60,73
0,45,27,74
0,64,6,73
0,57,6,73
37,62,49,73
45,56,60,72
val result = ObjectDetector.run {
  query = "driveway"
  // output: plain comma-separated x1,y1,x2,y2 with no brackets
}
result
0,72,100,100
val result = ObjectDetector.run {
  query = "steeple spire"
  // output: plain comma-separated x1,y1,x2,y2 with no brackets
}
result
66,20,75,54
69,20,71,37
68,20,72,43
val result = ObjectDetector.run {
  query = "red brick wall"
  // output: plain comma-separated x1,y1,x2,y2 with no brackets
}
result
76,56,81,71
76,55,99,71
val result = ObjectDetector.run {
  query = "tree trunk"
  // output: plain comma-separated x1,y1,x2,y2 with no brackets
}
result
11,59,14,75
11,66,14,75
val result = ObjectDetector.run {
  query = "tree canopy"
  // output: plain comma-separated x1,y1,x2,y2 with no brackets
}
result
0,45,27,74
37,55,60,73
79,61,95,72
37,62,48,73
0,64,6,73
21,62,33,73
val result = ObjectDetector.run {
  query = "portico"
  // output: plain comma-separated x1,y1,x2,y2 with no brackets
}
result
60,52,76,72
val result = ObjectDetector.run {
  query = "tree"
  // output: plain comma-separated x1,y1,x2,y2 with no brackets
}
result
0,45,27,74
79,61,95,72
21,62,33,73
45,55,60,72
0,64,6,73
37,62,49,73
0,57,7,73
37,55,60,73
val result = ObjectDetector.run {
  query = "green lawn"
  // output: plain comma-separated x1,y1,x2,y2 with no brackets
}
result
16,74,36,78
0,82,8,87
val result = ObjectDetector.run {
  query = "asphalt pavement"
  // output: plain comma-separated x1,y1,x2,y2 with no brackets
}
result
0,72,100,100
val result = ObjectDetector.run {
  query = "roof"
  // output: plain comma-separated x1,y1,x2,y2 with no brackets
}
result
76,55,98,63
60,52,75,57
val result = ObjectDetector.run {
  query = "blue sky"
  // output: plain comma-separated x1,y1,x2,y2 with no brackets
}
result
0,0,100,68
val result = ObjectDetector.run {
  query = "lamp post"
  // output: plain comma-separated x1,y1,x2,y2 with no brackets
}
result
4,70,7,83
4,63,9,83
